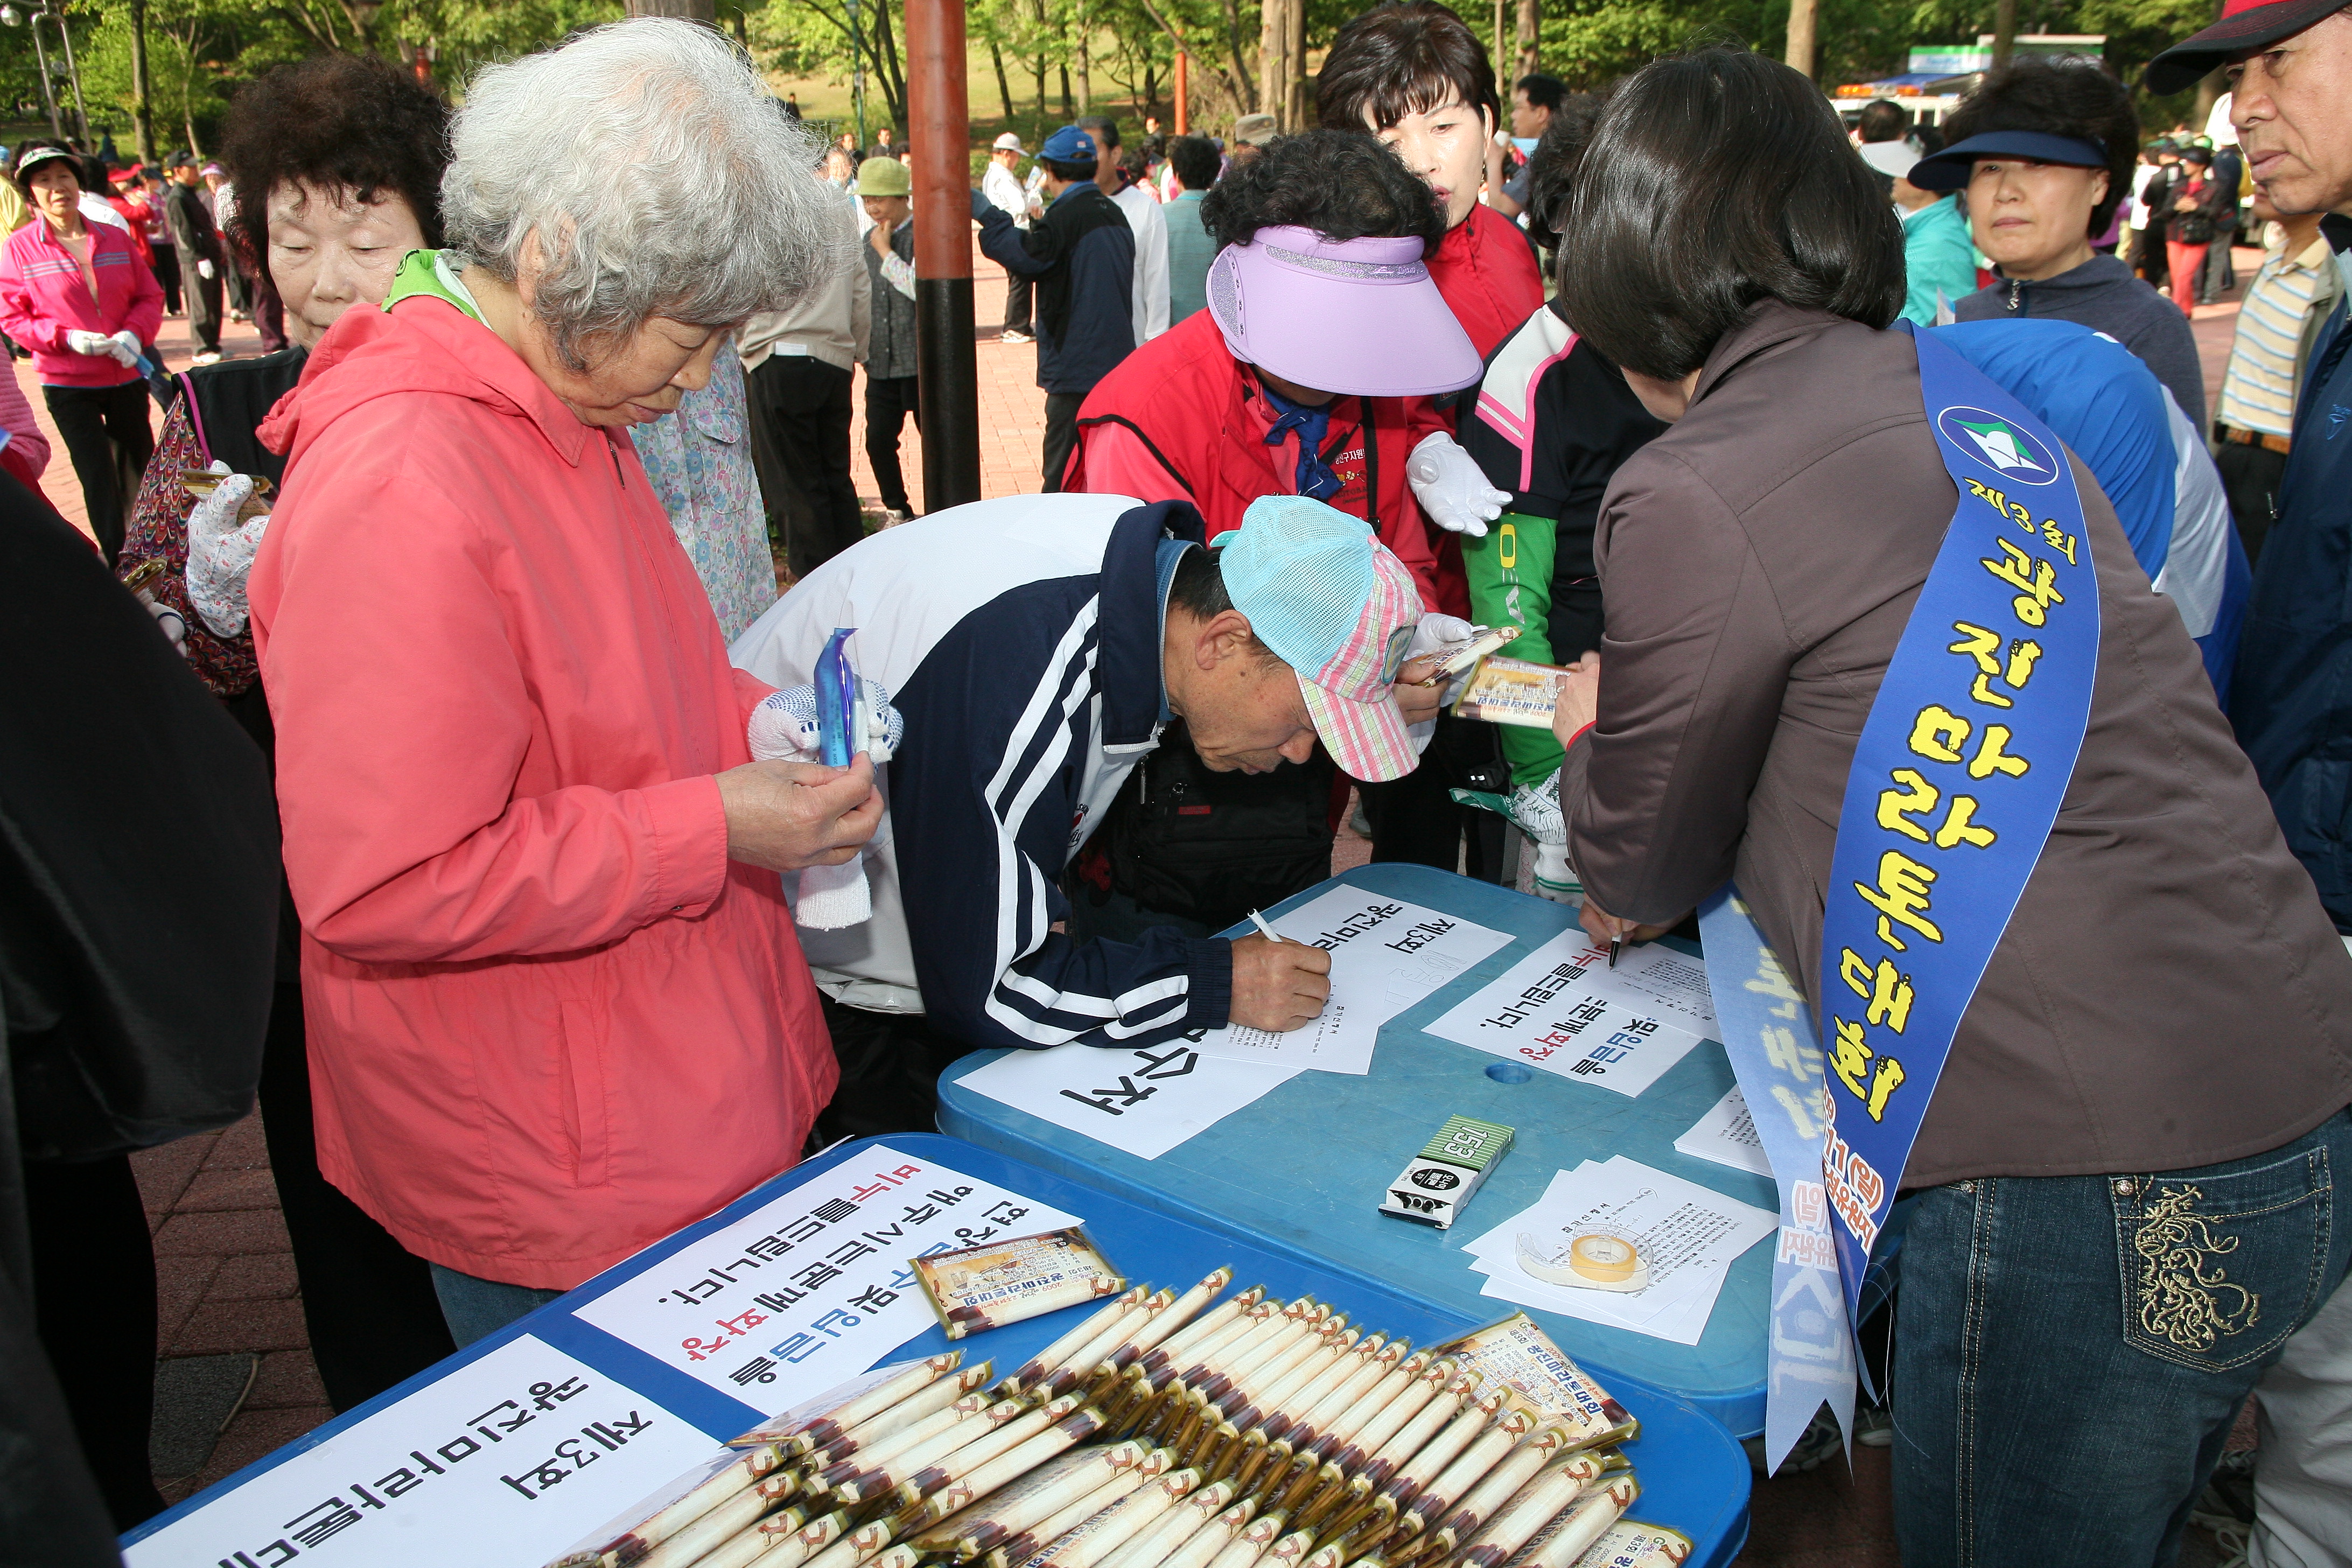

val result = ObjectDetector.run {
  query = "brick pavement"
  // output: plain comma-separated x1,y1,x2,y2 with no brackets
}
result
107,246,2267,1548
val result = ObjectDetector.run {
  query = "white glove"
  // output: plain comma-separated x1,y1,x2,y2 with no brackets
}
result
748,679,905,932
1398,613,1478,749
747,678,905,766
65,328,114,358
146,597,188,656
108,329,143,369
197,257,215,280
184,471,271,639
1407,431,1510,538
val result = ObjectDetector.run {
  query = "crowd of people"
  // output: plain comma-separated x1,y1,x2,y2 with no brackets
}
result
8,1,2352,1565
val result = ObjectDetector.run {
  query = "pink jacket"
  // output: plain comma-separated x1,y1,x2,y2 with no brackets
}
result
0,362,51,487
0,216,163,388
249,297,837,1289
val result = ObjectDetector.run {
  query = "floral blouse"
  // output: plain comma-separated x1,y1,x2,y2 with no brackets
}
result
628,340,778,642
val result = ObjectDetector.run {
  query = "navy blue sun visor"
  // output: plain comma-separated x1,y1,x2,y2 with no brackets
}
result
1906,131,2109,192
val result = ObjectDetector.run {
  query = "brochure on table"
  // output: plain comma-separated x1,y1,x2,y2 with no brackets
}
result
123,1144,1079,1568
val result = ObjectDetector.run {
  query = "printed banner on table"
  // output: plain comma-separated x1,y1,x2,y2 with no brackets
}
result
1421,929,1713,1097
1814,325,2098,1322
124,1335,716,1568
572,1144,1078,1401
956,1040,1300,1159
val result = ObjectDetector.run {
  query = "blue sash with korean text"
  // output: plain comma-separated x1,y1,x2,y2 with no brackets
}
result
1815,323,2098,1323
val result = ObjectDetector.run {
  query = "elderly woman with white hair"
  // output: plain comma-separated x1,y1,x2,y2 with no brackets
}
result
243,18,879,1345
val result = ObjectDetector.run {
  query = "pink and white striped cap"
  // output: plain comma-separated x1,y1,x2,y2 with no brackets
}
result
1219,495,1425,783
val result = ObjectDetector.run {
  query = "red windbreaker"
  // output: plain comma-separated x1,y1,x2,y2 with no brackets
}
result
1066,310,1463,615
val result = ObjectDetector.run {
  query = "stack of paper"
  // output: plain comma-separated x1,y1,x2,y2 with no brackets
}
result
1192,886,1511,1075
1420,930,1716,1096
1460,1157,1776,1345
1672,1087,1774,1177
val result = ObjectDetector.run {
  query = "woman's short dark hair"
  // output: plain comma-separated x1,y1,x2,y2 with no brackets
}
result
217,51,450,265
1198,127,1444,255
1941,57,2139,240
1552,46,1903,382
1169,134,1223,192
1315,2,1499,136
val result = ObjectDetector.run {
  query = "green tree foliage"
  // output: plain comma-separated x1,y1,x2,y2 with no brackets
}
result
43,0,626,153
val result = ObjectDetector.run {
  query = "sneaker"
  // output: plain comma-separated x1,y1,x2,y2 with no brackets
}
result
1001,329,1033,345
880,508,913,528
191,350,223,366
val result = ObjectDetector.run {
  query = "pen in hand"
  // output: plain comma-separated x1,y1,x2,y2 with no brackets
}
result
1608,935,1622,969
1248,908,1285,943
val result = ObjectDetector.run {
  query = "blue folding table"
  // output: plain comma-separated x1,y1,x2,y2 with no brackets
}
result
123,1133,1748,1567
939,864,1778,1439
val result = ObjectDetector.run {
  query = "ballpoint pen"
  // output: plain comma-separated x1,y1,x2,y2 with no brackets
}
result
1607,935,1622,969
1248,909,1285,943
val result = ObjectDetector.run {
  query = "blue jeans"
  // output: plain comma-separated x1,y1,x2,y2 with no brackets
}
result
1892,1108,2352,1567
429,1264,563,1349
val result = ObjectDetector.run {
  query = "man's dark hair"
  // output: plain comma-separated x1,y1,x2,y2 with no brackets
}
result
1042,157,1098,184
1516,73,1568,113
1315,2,1499,137
1522,92,1601,252
1075,114,1122,152
1198,127,1444,255
1168,545,1274,657
1941,57,2139,240
218,51,450,265
1553,46,1903,382
1855,99,1909,142
1169,134,1223,191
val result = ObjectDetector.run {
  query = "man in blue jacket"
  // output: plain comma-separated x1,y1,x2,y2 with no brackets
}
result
971,125,1136,491
730,494,1428,1139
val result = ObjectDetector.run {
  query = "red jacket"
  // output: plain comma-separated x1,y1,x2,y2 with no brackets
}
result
1067,309,1463,615
249,294,836,1289
0,217,163,388
1429,204,1545,359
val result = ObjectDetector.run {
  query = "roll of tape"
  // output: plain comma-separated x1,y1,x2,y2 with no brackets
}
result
1514,1230,1651,1293
1567,1233,1641,1283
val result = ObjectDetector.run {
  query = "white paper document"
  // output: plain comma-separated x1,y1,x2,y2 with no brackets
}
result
1673,1086,1774,1178
1421,930,1716,1096
1462,1158,1776,1346
124,1335,718,1568
573,1145,1077,1399
957,1039,1300,1159
1193,887,1513,1074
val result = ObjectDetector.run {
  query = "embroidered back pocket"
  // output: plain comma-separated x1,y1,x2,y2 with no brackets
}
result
2111,1144,2332,1373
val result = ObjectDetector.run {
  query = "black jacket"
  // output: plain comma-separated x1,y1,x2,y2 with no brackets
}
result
975,181,1135,394
163,179,223,265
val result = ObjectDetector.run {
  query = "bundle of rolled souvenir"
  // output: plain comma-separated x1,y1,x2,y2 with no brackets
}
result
548,1268,1693,1568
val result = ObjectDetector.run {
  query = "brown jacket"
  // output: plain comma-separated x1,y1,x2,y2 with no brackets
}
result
1560,301,2352,1186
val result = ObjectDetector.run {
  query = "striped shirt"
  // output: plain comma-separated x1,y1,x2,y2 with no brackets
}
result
2218,233,2336,436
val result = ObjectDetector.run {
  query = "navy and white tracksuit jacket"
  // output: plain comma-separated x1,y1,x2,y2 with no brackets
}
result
729,495,1233,1049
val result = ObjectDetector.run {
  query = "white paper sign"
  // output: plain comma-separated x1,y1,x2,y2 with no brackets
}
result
957,1039,1299,1159
1462,1159,1775,1345
125,1336,716,1568
572,1145,1077,1400
1194,888,1512,1074
1672,1087,1773,1178
1421,930,1714,1096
